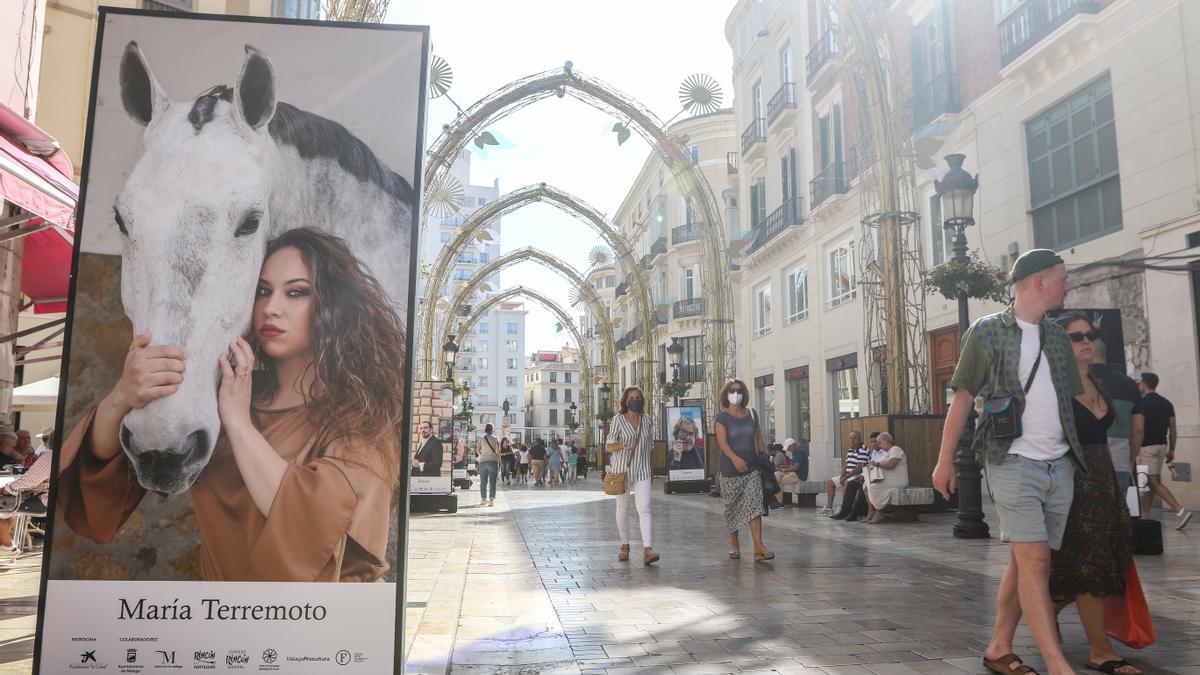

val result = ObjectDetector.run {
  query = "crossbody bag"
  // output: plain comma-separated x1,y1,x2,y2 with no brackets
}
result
983,329,1044,440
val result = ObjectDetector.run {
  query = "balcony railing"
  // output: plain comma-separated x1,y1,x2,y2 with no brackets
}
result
740,117,765,155
810,162,848,209
911,72,959,131
767,82,797,124
650,236,667,259
999,0,1101,67
614,280,629,298
673,297,705,319
727,152,739,175
749,196,804,254
672,221,702,245
806,28,838,84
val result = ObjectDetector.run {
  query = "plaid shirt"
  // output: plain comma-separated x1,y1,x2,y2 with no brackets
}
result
948,305,1086,470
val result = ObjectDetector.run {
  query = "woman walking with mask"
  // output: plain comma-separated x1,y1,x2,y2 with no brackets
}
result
716,379,774,562
606,386,659,565
475,423,500,506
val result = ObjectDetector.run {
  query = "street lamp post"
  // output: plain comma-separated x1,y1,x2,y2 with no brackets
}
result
936,153,989,540
666,337,684,406
442,335,459,383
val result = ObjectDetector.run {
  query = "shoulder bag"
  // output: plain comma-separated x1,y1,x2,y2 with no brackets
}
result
985,329,1043,439
867,457,885,483
604,417,641,496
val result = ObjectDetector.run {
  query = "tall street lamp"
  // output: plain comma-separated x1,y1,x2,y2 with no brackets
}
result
666,337,684,406
442,335,459,383
935,153,989,540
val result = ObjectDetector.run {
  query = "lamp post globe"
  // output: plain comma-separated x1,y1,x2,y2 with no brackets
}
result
666,337,684,405
442,335,459,383
936,153,989,540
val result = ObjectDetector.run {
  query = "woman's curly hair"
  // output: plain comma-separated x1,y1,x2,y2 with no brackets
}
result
253,227,407,477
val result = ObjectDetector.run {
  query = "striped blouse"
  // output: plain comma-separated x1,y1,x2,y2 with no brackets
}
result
608,413,653,483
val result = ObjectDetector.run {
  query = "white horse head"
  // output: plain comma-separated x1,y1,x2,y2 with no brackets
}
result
114,42,278,494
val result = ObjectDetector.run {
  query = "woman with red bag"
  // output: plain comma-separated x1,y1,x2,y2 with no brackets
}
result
1049,314,1144,675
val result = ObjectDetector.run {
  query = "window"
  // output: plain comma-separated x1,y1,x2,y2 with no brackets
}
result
681,267,697,300
478,357,488,369
605,275,615,288
505,322,519,334
453,269,471,281
754,284,773,337
440,232,451,243
787,372,811,444
550,389,558,403
456,357,472,371
506,340,518,352
479,339,488,351
780,43,794,84
686,145,700,165
506,358,517,369
749,178,767,229
506,376,517,387
1027,76,1121,250
477,393,488,405
478,322,488,334
818,104,843,172
752,80,763,120
480,252,491,263
781,147,799,202
787,266,809,323
565,389,573,403
479,376,488,387
549,409,558,426
679,335,704,382
756,381,777,442
828,242,857,307
479,197,487,205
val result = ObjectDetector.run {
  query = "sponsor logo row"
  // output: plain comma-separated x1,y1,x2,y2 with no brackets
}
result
67,645,365,671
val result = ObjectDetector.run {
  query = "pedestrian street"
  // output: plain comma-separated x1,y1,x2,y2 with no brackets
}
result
403,482,1200,675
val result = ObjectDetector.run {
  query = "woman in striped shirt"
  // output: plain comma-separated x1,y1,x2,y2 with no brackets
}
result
606,386,659,565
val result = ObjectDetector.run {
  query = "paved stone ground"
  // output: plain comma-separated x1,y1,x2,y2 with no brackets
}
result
405,477,1200,675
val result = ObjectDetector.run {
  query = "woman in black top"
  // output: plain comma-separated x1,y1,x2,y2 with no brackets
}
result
1051,314,1137,675
500,437,515,486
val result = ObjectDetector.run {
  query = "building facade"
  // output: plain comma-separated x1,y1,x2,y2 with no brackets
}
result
524,351,582,443
608,109,740,439
723,0,1200,504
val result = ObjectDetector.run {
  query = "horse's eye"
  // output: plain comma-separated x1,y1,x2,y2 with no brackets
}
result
235,212,261,237
113,207,128,236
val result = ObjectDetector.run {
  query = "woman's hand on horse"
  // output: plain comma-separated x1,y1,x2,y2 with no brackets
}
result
217,336,255,430
110,331,186,413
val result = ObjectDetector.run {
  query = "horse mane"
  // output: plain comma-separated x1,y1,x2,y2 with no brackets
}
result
187,85,414,204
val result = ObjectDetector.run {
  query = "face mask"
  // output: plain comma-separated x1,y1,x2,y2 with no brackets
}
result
628,398,644,413
729,392,744,406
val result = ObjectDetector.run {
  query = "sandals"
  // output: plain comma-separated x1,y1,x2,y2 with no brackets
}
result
753,550,775,563
617,544,630,562
984,654,1039,675
1086,660,1139,675
729,551,740,559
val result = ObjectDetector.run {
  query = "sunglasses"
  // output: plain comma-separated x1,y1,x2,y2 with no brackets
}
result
1068,331,1100,343
728,388,745,394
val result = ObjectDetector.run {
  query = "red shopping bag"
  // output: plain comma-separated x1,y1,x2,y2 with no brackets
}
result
1106,561,1157,649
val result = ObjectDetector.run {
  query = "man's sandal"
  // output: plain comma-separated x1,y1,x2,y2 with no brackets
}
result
1085,660,1139,675
984,654,1039,675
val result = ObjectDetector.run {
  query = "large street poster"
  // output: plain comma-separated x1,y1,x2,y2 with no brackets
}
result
36,9,427,673
666,406,705,481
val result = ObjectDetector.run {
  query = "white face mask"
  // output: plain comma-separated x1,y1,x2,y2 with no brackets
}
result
729,392,743,406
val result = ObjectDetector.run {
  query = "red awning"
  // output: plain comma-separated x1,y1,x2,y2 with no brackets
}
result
0,103,78,314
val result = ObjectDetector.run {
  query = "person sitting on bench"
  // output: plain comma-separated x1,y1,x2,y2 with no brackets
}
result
820,431,869,517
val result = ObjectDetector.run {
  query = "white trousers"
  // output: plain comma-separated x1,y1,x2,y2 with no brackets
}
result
615,478,653,548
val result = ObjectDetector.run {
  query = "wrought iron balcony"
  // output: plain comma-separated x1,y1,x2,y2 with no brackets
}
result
999,0,1100,67
672,221,702,245
810,162,847,209
806,28,838,85
673,297,705,319
911,72,959,131
727,152,739,175
614,280,629,298
767,82,797,125
741,117,765,155
650,236,667,259
748,196,804,254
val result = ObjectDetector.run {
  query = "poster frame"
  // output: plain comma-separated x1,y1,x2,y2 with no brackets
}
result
33,8,430,673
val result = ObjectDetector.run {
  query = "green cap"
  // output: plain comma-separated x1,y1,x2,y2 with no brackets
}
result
1009,248,1064,283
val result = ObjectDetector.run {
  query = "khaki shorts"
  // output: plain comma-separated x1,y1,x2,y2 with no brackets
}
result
1138,444,1168,475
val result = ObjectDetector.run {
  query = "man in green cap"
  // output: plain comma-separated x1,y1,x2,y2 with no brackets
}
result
933,248,1084,675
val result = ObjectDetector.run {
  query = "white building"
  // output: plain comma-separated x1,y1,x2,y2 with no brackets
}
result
524,350,582,443
579,263,617,445
420,151,527,438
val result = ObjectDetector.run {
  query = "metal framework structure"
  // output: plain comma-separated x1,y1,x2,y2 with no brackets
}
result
419,66,736,421
840,0,931,414
437,246,617,391
454,286,595,440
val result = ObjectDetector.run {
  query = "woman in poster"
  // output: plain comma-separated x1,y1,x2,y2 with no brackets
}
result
57,227,407,582
669,413,705,471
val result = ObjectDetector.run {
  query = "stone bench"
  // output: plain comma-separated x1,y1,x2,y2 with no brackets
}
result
880,486,937,521
781,480,826,506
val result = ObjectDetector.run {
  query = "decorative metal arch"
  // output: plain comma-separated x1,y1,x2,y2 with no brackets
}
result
439,246,616,388
455,286,594,441
420,183,655,403
421,66,736,420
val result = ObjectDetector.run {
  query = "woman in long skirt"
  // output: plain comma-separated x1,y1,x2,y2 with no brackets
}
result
714,379,773,562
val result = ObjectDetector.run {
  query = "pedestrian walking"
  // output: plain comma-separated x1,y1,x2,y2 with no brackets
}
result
529,439,547,486
475,424,500,507
1050,313,1139,675
1133,373,1192,528
715,378,773,562
933,249,1083,675
606,386,658,565
518,443,530,483
500,437,514,486
567,447,578,484
547,439,563,485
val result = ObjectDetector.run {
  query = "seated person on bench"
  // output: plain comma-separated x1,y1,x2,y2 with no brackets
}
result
865,432,909,525
774,438,802,500
0,449,52,554
821,431,869,517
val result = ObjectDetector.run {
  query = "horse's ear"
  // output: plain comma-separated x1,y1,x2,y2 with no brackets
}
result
119,42,169,126
234,45,276,131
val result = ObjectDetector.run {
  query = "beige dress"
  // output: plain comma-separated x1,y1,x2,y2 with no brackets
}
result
57,405,397,582
865,447,909,509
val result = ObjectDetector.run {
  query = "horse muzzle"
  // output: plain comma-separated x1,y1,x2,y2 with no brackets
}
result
120,425,211,495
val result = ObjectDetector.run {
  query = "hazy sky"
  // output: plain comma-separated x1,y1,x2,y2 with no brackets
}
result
387,1,735,353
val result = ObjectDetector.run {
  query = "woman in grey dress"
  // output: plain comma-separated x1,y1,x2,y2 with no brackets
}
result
715,379,774,562
606,386,659,565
